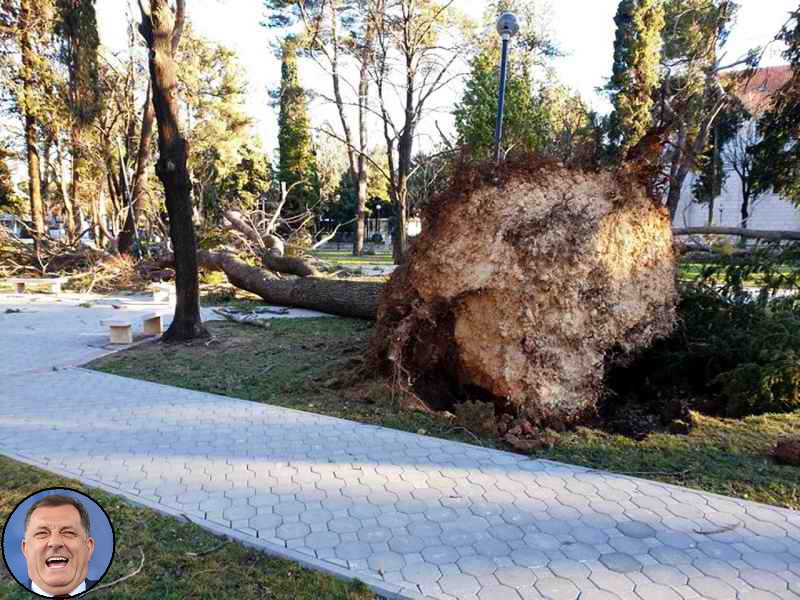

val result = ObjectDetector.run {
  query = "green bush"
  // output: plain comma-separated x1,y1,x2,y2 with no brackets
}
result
610,243,800,418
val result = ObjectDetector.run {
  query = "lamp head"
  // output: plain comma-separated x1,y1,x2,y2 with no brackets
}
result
496,12,519,38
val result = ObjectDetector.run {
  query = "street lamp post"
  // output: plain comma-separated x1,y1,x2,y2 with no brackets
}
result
494,12,519,166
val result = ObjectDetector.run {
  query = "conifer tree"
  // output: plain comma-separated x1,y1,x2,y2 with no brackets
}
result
277,36,319,219
55,0,100,242
606,0,665,161
753,7,800,203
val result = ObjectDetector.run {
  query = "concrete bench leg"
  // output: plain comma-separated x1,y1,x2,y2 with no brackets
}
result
142,314,163,335
49,283,62,294
15,282,25,294
110,324,133,344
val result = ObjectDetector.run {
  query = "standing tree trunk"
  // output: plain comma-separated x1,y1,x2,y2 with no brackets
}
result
354,16,374,257
139,0,207,341
118,84,155,255
19,0,46,249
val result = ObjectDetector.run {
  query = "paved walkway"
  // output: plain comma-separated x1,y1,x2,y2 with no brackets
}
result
2,294,800,600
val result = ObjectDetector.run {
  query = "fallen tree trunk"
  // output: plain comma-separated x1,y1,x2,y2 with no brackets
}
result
196,250,381,319
673,226,800,241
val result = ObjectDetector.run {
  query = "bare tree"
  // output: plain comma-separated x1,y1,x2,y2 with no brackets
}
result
138,0,207,341
370,0,467,262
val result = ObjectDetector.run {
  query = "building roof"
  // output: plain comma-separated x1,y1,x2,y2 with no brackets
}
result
731,64,793,114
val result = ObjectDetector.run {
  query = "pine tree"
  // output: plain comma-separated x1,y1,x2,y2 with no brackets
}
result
55,0,101,242
454,45,545,159
606,0,665,160
753,7,800,203
277,36,319,219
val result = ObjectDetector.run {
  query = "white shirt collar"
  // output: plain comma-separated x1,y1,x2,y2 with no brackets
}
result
31,579,87,597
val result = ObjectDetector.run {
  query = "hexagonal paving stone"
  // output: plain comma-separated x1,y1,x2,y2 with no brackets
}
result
507,548,548,568
496,565,537,588
223,504,256,520
738,568,789,593
697,541,740,561
438,573,481,596
299,509,332,525
523,532,561,552
276,522,310,540
458,555,499,577
688,576,738,599
562,542,601,562
304,531,340,549
534,576,579,600
617,521,656,539
335,541,372,561
643,565,688,587
491,523,525,541
608,536,648,555
367,550,405,572
655,531,696,549
422,545,460,565
548,559,590,580
401,562,442,585
249,513,283,530
649,545,691,566
395,499,427,514
693,558,739,579
570,526,608,545
590,570,635,593
388,534,426,554
357,526,392,544
633,582,683,599
474,583,521,600
273,500,307,516
349,503,381,519
475,537,511,557
741,552,788,572
599,552,643,573
408,521,442,538
328,516,361,534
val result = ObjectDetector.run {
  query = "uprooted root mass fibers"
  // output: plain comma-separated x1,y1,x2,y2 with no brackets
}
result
373,163,678,426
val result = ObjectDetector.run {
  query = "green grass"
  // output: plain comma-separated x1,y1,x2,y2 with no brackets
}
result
88,318,800,510
0,456,374,600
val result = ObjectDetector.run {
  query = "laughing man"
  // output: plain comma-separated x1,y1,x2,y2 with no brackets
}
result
21,494,98,597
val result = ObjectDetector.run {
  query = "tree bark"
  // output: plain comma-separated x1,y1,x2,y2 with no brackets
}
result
118,84,155,255
140,0,207,341
19,0,45,249
353,15,374,257
196,250,382,319
673,227,800,241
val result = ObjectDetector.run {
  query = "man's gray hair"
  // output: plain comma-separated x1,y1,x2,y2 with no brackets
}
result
23,494,92,539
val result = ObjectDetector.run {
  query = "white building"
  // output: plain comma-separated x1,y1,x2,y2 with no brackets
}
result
673,65,800,231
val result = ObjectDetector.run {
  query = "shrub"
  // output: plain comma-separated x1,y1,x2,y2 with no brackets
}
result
610,242,800,418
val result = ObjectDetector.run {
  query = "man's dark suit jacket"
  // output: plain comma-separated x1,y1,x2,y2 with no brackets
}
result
24,578,98,596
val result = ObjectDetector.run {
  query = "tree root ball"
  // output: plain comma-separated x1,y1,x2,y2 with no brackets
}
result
374,161,678,427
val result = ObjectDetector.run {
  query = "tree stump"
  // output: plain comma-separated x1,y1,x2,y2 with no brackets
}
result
373,162,678,427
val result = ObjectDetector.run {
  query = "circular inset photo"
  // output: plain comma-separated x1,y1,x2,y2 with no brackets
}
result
2,488,115,597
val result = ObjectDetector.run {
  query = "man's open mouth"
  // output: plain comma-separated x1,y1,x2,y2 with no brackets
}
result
45,557,69,569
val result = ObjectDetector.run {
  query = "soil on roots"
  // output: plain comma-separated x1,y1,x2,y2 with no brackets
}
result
372,158,678,430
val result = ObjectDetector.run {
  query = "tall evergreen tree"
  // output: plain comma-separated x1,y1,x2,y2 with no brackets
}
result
753,7,800,203
454,45,544,158
606,0,665,161
277,36,319,219
55,0,100,243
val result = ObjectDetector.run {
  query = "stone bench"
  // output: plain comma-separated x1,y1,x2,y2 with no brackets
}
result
8,277,67,294
102,312,167,344
150,283,176,303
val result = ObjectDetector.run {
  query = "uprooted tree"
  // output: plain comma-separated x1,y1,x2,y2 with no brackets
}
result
369,160,678,428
